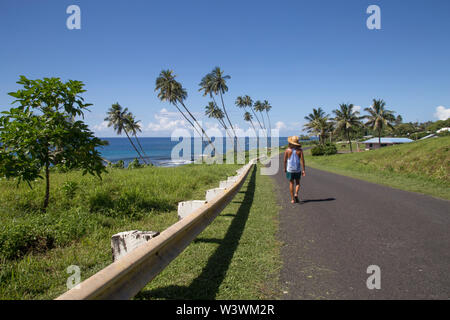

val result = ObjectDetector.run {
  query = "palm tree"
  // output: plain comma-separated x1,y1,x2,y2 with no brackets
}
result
155,70,215,153
332,104,362,152
199,67,238,142
262,100,272,136
124,112,149,164
105,103,147,164
253,100,266,130
303,107,330,144
205,101,230,136
364,99,396,144
244,111,258,136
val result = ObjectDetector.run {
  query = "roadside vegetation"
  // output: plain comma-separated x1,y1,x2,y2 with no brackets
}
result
304,136,450,200
0,163,244,299
136,165,282,300
302,99,450,152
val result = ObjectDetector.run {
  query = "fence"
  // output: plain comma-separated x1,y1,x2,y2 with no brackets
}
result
56,158,258,300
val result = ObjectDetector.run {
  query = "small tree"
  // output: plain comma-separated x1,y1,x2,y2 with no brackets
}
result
0,76,107,211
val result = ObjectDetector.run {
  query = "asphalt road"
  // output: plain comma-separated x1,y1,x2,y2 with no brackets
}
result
272,153,450,299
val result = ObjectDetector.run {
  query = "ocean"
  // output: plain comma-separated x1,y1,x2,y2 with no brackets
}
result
98,137,294,167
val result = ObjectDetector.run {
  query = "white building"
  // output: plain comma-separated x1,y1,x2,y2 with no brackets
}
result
363,137,413,150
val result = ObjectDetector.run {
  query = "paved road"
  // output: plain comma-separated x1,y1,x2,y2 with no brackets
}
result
272,153,450,299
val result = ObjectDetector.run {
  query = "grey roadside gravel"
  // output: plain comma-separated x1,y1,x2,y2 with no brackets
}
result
271,153,450,299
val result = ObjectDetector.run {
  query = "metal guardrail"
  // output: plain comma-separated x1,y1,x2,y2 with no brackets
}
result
56,159,257,300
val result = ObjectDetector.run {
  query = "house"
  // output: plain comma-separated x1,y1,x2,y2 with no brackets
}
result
363,137,413,150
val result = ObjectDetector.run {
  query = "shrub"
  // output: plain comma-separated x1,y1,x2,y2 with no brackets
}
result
111,160,124,169
311,143,338,156
0,209,97,260
61,181,79,198
311,145,324,156
128,158,143,169
323,143,337,155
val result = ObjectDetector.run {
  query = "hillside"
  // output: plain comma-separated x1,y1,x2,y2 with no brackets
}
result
305,136,450,199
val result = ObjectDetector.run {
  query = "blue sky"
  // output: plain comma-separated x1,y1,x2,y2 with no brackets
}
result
1,0,449,137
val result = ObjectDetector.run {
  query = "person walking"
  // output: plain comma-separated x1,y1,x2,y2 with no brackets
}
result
284,136,306,203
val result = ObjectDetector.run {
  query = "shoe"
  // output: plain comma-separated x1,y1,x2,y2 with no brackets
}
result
295,196,299,203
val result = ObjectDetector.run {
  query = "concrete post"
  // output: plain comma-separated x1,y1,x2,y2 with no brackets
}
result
111,230,160,262
206,187,225,202
177,200,207,220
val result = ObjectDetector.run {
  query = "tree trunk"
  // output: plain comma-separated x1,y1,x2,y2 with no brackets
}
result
134,135,149,161
43,161,50,212
219,91,239,153
347,130,353,153
125,131,147,165
179,101,216,154
260,111,266,130
265,110,271,137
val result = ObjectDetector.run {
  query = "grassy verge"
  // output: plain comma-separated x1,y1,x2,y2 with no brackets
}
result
0,163,243,299
304,137,450,200
136,165,282,300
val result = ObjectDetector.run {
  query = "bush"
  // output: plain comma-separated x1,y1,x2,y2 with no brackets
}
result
61,181,79,198
127,158,143,169
311,143,338,156
311,145,324,156
111,160,124,169
0,209,97,260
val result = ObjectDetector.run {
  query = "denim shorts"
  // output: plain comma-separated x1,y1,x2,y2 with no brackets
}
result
286,171,301,181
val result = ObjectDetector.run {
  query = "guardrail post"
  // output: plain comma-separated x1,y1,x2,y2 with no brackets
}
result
111,231,160,262
219,180,234,189
177,200,207,220
205,187,225,202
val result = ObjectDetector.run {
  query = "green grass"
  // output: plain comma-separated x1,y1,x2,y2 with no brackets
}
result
0,163,242,299
136,165,282,300
304,136,450,200
0,161,282,299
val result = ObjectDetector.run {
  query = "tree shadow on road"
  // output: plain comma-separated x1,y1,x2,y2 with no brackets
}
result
135,166,257,300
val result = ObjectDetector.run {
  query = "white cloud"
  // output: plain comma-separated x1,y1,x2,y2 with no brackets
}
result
275,121,287,130
146,109,188,132
93,121,110,132
353,105,361,112
434,106,450,120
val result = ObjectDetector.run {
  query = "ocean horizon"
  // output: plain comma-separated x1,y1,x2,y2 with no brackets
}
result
98,137,313,167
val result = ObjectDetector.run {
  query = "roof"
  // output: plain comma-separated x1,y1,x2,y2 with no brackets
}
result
363,137,413,144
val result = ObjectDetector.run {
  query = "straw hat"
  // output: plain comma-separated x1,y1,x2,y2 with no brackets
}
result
288,136,301,146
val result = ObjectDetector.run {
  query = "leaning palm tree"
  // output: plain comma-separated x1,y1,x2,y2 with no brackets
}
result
205,101,230,136
303,107,330,144
199,67,238,142
155,70,215,153
105,103,147,164
332,104,362,152
253,100,267,130
236,95,264,133
262,100,272,136
244,111,258,136
364,99,396,144
124,112,149,163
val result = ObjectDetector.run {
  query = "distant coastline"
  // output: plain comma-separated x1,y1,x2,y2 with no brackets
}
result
98,137,308,167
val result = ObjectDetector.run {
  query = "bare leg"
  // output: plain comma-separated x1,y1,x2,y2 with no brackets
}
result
295,179,300,197
289,180,295,203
